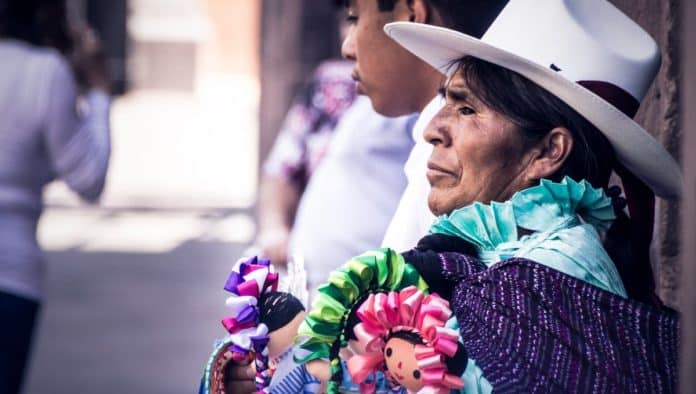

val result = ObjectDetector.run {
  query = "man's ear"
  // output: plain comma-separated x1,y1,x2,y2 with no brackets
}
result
409,0,429,23
524,127,574,182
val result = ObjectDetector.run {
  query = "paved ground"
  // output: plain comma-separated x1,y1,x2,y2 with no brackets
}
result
24,229,248,393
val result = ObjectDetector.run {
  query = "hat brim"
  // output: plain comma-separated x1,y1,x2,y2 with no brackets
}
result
384,22,681,198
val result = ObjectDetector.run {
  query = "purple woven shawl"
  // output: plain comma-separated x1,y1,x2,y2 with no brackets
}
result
438,253,678,393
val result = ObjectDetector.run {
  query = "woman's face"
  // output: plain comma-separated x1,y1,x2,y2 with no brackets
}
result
424,71,534,216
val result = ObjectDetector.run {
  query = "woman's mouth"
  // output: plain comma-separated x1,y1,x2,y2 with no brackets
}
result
426,161,457,187
427,161,454,176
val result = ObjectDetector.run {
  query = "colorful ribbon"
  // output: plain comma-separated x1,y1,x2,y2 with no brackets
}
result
218,256,277,393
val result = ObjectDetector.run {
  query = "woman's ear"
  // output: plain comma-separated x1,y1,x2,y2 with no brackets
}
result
524,127,574,182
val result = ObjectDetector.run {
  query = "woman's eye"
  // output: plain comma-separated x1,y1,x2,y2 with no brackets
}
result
385,347,392,357
458,106,475,115
413,370,421,379
346,15,358,24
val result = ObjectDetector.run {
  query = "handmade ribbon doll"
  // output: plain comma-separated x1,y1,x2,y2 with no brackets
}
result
347,287,467,394
294,248,465,394
200,256,312,394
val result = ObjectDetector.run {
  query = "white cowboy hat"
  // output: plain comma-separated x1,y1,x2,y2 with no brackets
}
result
384,0,681,198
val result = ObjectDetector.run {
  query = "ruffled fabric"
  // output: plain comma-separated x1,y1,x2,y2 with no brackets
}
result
295,248,428,393
511,177,615,232
430,177,626,297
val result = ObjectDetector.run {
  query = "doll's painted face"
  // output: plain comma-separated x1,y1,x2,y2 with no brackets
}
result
384,337,423,392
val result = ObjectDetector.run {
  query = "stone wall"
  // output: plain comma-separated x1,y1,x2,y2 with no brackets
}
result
259,1,341,165
680,0,695,389
611,0,681,308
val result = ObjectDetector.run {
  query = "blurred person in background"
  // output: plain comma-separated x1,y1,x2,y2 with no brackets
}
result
255,59,357,266
0,1,111,392
254,9,416,290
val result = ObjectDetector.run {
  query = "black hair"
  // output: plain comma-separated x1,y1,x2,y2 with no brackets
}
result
0,0,72,53
451,55,655,303
259,291,305,332
387,329,424,345
368,0,509,39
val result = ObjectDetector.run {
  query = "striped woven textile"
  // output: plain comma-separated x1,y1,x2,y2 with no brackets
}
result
437,252,678,393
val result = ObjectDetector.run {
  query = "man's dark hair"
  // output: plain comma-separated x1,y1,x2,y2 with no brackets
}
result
340,0,509,39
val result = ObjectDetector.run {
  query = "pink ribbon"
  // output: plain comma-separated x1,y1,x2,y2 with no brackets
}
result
418,353,443,369
235,280,260,298
353,323,384,353
432,337,458,358
346,353,384,384
421,368,446,385
399,287,424,327
442,374,465,389
222,303,258,334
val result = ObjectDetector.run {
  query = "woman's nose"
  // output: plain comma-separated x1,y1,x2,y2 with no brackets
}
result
423,112,452,147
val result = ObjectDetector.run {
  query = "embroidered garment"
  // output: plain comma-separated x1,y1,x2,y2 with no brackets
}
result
429,177,626,296
403,234,678,393
444,254,677,393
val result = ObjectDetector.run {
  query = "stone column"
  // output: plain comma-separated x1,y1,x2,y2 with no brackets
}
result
610,0,681,307
680,0,695,390
258,0,341,167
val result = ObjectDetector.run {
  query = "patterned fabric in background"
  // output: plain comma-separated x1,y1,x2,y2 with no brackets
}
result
263,60,357,188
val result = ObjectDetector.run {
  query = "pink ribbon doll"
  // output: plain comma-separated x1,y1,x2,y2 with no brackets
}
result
346,286,468,394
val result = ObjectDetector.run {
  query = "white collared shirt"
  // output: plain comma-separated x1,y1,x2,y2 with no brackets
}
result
381,95,444,252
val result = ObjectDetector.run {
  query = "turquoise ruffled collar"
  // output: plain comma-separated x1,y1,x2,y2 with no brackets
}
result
430,177,615,250
429,177,626,296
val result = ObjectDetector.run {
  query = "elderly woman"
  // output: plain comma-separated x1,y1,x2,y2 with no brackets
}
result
293,1,679,393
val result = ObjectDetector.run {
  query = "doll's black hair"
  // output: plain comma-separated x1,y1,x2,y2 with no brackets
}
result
259,291,305,332
387,329,424,345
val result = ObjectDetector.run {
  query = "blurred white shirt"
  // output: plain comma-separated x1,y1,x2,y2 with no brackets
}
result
381,95,444,252
289,96,416,288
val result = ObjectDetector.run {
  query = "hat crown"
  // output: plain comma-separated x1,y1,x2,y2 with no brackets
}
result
482,0,660,102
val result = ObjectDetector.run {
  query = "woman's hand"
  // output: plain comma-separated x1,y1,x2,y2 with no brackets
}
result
224,358,256,394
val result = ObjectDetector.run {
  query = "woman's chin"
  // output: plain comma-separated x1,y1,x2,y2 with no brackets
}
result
427,198,452,217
